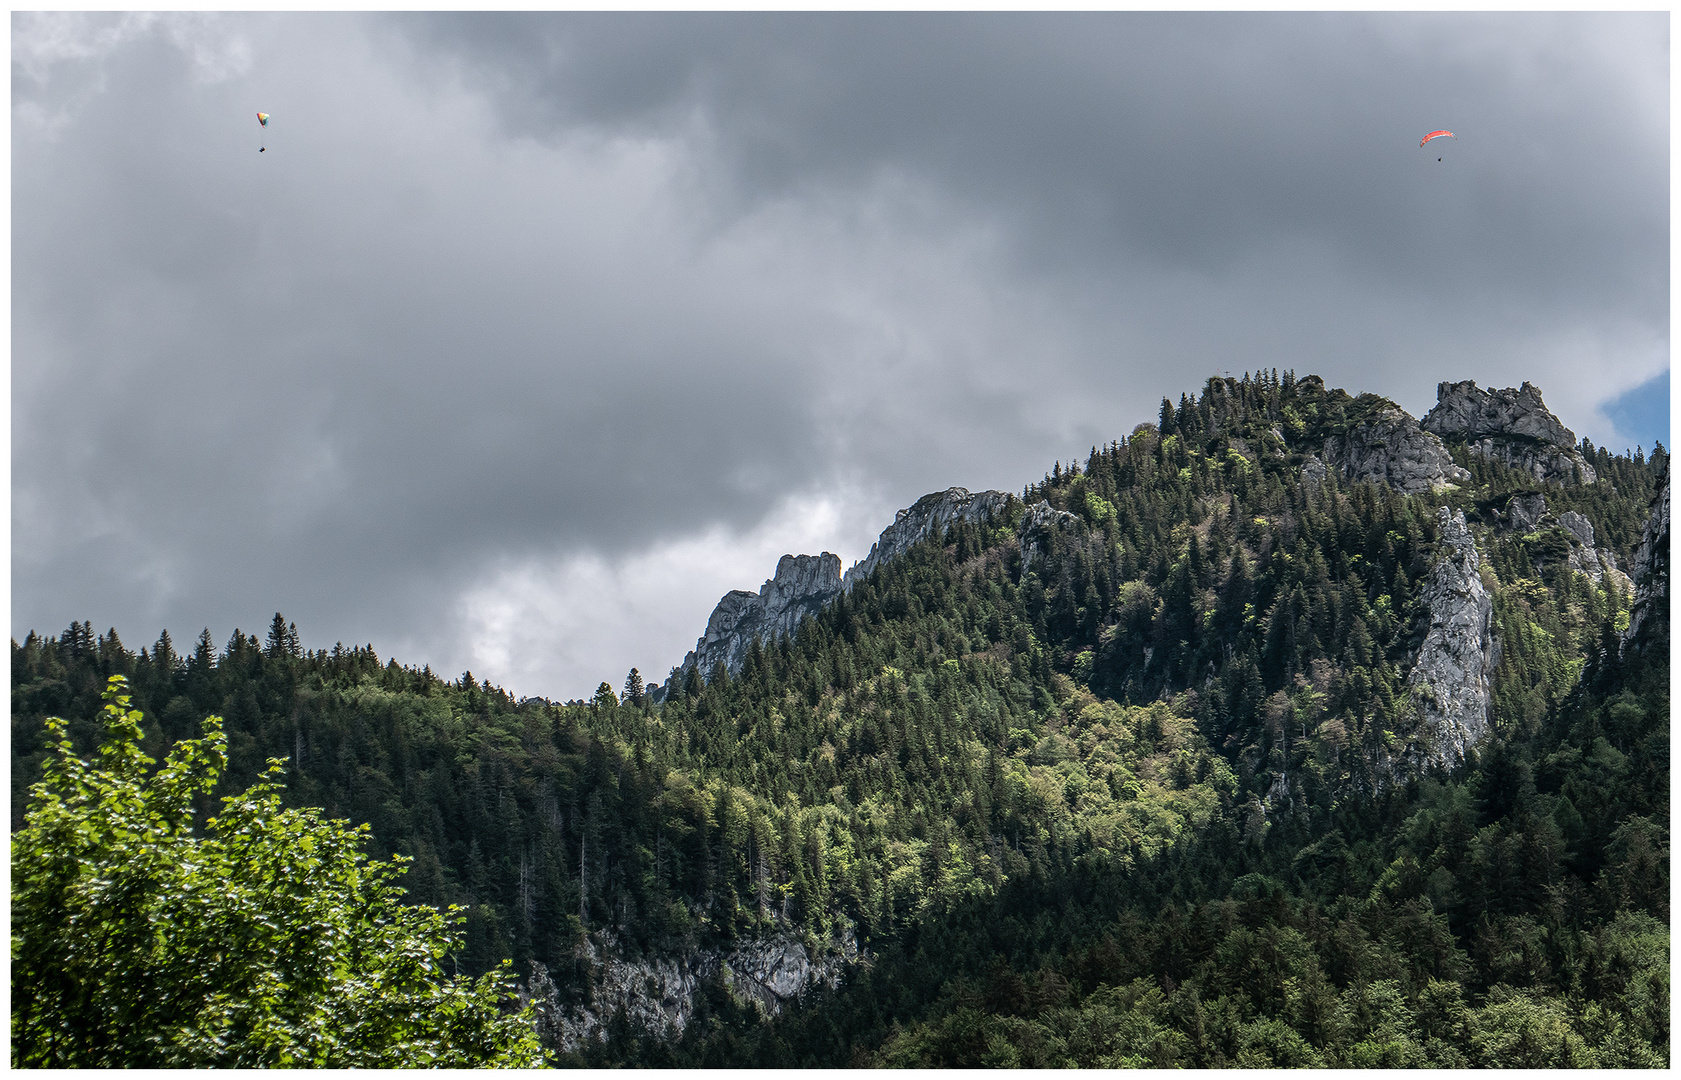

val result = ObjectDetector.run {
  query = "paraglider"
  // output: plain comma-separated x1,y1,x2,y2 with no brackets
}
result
257,112,269,152
1421,129,1454,161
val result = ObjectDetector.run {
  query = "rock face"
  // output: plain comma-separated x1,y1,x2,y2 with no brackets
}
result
1553,510,1632,592
1402,508,1497,770
1321,403,1470,495
1494,495,1628,590
1501,491,1549,533
842,487,1013,591
661,488,1014,695
1017,500,1084,569
1422,380,1596,485
1567,545,1630,593
1622,470,1670,657
1557,510,1595,548
670,554,842,689
530,929,860,1052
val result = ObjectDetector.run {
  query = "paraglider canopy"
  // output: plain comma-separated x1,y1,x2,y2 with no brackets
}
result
257,112,269,126
1420,129,1454,147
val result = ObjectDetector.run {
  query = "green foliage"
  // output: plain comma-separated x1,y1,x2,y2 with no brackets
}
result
11,676,542,1068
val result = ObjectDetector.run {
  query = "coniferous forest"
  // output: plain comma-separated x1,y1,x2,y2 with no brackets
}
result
13,371,1668,1067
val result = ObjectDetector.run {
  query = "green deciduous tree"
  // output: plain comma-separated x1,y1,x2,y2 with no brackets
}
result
11,676,543,1068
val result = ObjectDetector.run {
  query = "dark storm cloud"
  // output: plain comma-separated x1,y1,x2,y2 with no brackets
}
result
14,12,1667,698
411,12,1664,316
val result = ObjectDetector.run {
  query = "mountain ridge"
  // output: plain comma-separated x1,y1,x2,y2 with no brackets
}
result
659,375,1622,750
12,368,1668,1068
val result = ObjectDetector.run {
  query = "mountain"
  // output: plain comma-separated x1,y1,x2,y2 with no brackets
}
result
11,370,1668,1068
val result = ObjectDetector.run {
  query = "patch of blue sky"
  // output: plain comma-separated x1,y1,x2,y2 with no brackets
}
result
1601,369,1669,455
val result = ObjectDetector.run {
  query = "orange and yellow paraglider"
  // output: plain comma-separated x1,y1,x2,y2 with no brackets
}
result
257,112,269,153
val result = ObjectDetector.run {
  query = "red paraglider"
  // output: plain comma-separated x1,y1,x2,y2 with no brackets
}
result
1421,130,1455,162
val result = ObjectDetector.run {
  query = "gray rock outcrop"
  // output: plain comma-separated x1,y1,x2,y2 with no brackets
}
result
1501,491,1549,532
1558,510,1595,548
1422,380,1596,485
1402,508,1497,770
1553,510,1632,591
1017,500,1084,570
1321,403,1470,495
1621,470,1670,657
671,553,842,688
532,929,861,1052
842,487,1013,590
1567,546,1631,593
1491,493,1626,589
661,488,1014,695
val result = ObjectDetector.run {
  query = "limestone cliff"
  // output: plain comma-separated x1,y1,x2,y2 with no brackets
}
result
1017,500,1084,570
667,553,842,691
842,487,1014,590
1421,380,1596,485
528,928,861,1052
1401,508,1497,771
1621,469,1670,658
1500,491,1549,533
1556,511,1632,593
661,488,1014,696
1320,402,1470,495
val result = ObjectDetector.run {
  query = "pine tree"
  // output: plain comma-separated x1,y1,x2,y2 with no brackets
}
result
265,613,291,659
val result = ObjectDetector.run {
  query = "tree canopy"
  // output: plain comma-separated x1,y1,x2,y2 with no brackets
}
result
11,675,543,1068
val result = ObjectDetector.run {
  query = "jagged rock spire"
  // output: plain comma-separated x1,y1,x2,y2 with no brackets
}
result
1401,507,1497,771
1422,380,1597,485
659,488,1014,696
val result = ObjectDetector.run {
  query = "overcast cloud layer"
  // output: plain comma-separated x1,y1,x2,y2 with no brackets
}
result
14,12,1669,700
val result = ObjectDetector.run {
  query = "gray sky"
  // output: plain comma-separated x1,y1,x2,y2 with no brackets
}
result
13,12,1669,700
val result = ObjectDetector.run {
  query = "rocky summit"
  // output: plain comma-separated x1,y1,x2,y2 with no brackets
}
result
661,379,1613,701
667,553,842,691
1422,380,1597,485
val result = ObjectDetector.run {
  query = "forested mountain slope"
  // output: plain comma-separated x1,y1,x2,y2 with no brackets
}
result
13,371,1668,1066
